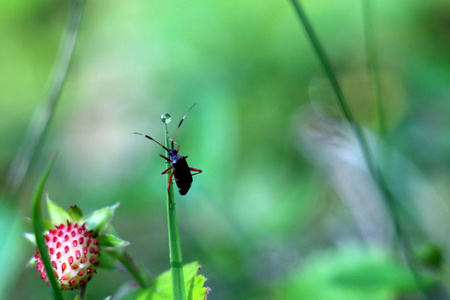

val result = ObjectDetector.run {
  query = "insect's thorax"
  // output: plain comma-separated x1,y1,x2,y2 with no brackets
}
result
167,149,184,164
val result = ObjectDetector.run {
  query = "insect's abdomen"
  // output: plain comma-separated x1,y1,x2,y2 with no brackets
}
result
172,156,193,195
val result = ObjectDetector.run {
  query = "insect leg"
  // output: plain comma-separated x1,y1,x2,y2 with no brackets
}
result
167,172,174,190
189,167,202,176
160,154,171,162
167,135,181,153
161,166,172,175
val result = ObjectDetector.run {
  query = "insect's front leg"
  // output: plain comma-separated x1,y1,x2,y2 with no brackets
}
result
160,154,171,162
161,166,173,175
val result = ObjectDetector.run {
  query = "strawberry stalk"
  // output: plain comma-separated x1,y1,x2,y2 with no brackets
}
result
32,157,64,300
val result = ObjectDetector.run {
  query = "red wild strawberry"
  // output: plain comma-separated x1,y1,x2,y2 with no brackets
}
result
35,221,101,290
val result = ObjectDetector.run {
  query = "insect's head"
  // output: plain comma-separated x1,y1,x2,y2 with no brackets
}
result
167,148,178,157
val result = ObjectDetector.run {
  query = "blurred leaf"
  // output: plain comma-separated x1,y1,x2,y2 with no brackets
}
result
415,242,444,269
276,244,427,300
98,234,130,248
117,261,208,300
47,194,70,225
68,205,83,222
0,202,25,299
84,202,120,234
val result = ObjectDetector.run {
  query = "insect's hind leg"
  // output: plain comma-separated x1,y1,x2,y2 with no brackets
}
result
189,167,202,176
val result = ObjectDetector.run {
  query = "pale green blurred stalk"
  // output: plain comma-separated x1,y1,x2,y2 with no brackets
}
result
289,0,430,298
4,0,86,199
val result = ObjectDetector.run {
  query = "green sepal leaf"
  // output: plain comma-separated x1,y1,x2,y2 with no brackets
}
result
32,158,64,300
26,218,53,231
42,219,54,230
84,202,120,234
24,232,36,245
47,195,70,225
26,256,37,268
97,249,117,269
68,205,83,222
118,262,208,300
98,234,130,248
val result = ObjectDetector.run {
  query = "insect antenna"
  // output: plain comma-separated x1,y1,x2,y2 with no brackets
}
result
134,132,170,152
171,103,197,148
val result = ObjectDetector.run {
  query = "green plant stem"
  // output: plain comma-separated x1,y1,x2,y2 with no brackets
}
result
76,284,88,300
32,157,64,300
289,1,430,298
164,122,186,300
113,251,149,288
4,0,86,199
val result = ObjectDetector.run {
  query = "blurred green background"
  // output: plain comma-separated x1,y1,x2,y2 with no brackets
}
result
1,0,450,299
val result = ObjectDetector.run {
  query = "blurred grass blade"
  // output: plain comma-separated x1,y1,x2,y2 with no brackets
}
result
4,0,86,198
32,157,64,300
289,1,431,299
362,0,386,138
0,202,25,299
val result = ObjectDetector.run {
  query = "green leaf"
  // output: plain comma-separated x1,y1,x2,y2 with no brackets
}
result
26,256,37,268
32,158,64,300
68,205,83,222
117,262,209,300
47,195,70,225
98,234,130,248
84,202,120,234
42,219,54,230
26,218,54,230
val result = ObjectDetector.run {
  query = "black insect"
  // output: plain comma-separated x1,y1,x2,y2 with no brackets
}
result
135,104,202,195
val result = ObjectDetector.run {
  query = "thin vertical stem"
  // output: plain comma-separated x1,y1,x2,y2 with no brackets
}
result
4,0,86,198
289,0,374,172
289,1,430,298
112,251,149,288
76,284,88,300
362,0,386,138
163,121,186,300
